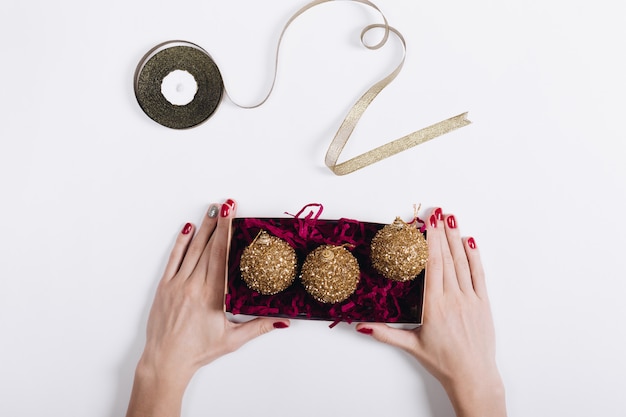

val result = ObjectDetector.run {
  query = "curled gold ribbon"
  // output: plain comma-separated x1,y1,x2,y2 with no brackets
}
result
227,0,471,175
135,0,470,173
324,24,471,175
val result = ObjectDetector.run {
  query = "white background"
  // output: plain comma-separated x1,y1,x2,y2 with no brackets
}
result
1,0,625,416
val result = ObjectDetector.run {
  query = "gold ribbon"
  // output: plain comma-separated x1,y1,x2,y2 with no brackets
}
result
228,0,470,174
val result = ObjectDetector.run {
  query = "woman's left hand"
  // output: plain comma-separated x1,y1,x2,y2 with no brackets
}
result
126,199,289,417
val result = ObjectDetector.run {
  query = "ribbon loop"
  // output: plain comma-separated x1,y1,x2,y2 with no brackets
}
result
229,0,471,175
137,0,471,174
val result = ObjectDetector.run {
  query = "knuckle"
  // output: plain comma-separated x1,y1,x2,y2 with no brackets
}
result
211,244,227,262
427,255,444,272
182,282,201,302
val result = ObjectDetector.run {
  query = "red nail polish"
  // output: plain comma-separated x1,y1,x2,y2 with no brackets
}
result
273,322,289,329
357,327,373,335
434,207,443,221
220,203,231,217
225,199,236,209
468,237,477,249
182,222,192,235
429,214,437,228
447,215,457,229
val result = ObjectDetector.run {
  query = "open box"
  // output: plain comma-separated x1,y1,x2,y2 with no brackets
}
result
225,213,425,326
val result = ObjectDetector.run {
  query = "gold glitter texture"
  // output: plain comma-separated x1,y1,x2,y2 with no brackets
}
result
370,217,428,282
300,245,360,304
134,42,224,129
240,231,297,295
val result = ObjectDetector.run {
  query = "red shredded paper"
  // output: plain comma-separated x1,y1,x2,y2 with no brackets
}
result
226,205,424,324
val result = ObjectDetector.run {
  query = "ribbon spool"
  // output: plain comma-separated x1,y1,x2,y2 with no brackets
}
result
133,0,470,174
134,41,224,129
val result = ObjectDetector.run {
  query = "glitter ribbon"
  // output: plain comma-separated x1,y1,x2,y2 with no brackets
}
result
234,0,471,174
136,0,470,174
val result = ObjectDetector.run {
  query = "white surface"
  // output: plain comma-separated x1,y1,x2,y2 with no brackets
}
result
161,70,199,106
1,1,625,416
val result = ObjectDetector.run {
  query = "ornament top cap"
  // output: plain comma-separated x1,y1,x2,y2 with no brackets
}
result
321,248,335,260
254,230,271,245
392,216,408,229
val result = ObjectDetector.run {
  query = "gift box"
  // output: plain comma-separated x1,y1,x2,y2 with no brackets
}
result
225,205,425,326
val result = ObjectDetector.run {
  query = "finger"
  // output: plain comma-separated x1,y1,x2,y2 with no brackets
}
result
195,199,236,274
438,213,461,294
355,323,418,356
227,318,290,351
443,214,473,293
426,208,459,291
464,237,488,299
178,204,220,278
205,199,236,310
161,222,195,281
425,208,444,296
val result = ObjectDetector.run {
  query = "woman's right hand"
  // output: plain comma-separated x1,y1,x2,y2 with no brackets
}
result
355,208,506,417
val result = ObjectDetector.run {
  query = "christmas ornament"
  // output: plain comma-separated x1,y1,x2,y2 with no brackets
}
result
370,217,428,282
239,230,297,295
300,245,360,304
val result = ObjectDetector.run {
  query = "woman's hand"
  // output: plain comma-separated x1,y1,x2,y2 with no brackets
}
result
126,200,289,417
355,208,506,417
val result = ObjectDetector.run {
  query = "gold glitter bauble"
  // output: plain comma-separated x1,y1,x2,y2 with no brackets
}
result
370,217,428,282
240,230,297,295
300,245,360,304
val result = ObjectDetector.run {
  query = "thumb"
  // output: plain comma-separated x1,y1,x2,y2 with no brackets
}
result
229,318,291,349
355,323,419,355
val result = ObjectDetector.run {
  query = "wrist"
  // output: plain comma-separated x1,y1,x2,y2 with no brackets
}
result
136,351,196,387
444,370,507,417
126,357,194,417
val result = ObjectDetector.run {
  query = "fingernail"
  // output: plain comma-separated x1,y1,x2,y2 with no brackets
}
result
220,203,231,217
182,222,192,235
429,214,438,228
434,207,443,221
208,205,219,218
225,199,236,210
446,215,457,229
468,237,477,249
273,322,289,329
357,327,373,335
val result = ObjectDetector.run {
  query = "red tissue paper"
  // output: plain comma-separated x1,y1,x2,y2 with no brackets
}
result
225,204,424,325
